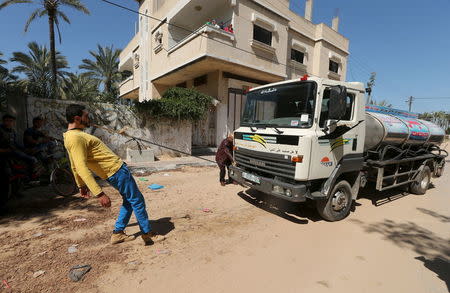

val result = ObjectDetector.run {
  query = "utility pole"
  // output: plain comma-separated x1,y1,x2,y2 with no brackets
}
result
406,96,414,112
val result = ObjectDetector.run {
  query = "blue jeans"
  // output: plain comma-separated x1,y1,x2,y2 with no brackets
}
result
107,164,151,234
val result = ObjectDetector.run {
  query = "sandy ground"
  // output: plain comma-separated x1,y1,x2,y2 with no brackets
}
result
0,161,449,292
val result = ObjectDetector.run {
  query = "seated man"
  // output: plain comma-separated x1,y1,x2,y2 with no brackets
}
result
0,114,38,178
23,116,54,162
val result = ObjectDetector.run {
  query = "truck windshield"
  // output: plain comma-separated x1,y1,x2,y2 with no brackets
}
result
241,81,317,128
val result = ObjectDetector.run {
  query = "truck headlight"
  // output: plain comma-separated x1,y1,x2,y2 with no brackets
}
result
285,189,292,197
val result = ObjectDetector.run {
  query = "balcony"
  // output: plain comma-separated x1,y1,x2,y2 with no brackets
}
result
119,76,139,99
166,0,234,48
119,33,140,72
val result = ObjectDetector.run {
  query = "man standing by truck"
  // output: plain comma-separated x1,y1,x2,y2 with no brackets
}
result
63,104,161,246
215,133,234,186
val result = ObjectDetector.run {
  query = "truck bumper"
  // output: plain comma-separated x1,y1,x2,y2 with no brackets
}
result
229,166,308,203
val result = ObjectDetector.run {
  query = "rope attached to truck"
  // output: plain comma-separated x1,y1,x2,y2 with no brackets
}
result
92,124,218,164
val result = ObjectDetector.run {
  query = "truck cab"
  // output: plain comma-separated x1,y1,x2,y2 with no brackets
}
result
230,76,366,221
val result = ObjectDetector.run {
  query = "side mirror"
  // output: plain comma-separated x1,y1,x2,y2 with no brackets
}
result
328,86,347,120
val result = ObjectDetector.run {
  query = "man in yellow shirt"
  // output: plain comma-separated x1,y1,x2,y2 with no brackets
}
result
63,104,160,246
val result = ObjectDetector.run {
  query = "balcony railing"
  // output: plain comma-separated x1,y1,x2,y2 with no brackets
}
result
168,24,235,53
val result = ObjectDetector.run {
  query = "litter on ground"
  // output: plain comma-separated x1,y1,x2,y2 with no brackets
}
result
68,244,79,254
68,265,92,282
148,184,164,190
2,280,11,289
33,270,45,278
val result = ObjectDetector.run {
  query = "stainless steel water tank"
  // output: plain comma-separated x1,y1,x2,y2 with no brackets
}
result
364,112,445,151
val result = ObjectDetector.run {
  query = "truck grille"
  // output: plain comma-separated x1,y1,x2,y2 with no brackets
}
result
235,149,296,179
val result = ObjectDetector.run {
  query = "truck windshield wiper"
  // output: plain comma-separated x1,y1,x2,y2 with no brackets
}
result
272,127,284,134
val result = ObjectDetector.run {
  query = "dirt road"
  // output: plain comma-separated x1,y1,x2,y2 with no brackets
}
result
1,163,449,292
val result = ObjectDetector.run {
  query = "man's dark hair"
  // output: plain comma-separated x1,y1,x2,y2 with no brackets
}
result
2,114,16,121
66,104,86,123
32,116,43,123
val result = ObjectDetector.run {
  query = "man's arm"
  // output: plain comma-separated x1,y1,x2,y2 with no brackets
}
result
66,137,103,196
223,141,234,162
66,152,86,189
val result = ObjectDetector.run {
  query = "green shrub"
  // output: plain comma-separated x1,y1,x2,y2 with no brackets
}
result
134,87,213,121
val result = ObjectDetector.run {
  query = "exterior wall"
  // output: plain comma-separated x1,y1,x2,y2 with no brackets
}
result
27,98,192,159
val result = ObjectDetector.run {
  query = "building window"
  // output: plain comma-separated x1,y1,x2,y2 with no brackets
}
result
176,82,187,88
194,75,207,87
291,49,305,64
329,60,339,73
253,25,272,46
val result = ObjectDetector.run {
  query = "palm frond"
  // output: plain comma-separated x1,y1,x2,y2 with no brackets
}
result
57,10,70,24
59,0,89,14
24,8,43,32
54,16,62,43
0,0,32,9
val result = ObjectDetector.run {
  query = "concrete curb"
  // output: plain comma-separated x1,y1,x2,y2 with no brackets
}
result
129,161,216,176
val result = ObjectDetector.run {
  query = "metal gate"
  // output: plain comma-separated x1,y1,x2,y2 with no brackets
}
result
227,88,247,132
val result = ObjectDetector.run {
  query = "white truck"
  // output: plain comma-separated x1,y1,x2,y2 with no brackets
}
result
230,76,447,221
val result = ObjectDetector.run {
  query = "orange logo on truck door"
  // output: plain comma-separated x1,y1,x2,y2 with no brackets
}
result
320,157,333,167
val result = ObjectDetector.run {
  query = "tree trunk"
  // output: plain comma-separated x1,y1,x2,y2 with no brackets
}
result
106,79,111,94
48,14,57,99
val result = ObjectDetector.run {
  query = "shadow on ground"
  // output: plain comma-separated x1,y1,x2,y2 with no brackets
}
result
350,218,450,290
357,182,436,207
416,256,450,292
0,185,101,227
127,217,175,236
237,189,322,224
417,207,450,223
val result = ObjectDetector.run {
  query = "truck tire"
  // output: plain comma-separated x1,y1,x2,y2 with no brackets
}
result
316,180,353,222
410,166,431,195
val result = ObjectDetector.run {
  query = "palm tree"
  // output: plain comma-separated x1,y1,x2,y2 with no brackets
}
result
10,41,68,99
79,45,123,95
0,51,7,71
373,99,392,108
0,0,89,97
61,72,99,101
0,51,19,112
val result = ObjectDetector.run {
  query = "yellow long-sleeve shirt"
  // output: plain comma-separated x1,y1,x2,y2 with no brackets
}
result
63,129,123,196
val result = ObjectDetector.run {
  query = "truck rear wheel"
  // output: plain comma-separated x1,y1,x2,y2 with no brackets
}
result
316,180,353,222
410,166,431,195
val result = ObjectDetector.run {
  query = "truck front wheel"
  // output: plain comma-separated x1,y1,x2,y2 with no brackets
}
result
316,180,353,222
410,166,431,195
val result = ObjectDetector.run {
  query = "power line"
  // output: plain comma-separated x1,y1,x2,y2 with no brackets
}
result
414,97,450,100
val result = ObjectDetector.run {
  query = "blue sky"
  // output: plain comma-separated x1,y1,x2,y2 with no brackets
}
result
1,0,449,113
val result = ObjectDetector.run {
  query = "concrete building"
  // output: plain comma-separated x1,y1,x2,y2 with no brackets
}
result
119,0,349,147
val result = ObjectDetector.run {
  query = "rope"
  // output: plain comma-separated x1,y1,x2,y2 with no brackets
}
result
92,124,217,164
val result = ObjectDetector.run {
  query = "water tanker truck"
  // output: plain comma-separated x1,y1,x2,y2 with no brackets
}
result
229,76,447,221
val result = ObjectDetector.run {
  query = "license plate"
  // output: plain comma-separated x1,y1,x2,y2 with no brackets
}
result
242,172,260,184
